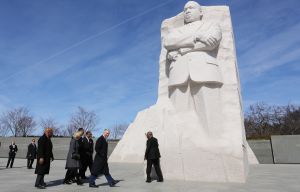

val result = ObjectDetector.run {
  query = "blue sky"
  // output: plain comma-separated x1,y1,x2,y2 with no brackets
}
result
0,0,299,135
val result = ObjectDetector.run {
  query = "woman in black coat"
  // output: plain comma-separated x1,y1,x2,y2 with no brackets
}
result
34,128,54,189
63,131,84,185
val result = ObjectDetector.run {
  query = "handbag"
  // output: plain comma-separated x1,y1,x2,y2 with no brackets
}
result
71,153,80,160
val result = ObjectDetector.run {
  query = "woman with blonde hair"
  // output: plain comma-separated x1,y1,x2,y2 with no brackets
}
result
63,131,84,185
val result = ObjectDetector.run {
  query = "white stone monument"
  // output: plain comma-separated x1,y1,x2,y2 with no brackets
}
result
109,1,258,183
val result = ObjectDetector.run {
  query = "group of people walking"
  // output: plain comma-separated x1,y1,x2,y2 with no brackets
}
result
33,127,118,189
62,128,118,188
63,128,95,186
4,127,163,189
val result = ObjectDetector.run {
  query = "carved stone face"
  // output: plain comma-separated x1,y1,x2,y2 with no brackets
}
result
183,1,202,24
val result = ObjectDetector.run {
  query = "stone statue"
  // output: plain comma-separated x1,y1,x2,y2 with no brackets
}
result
109,1,259,183
164,1,223,137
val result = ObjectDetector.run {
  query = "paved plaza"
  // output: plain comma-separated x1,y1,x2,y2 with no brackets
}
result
0,158,299,192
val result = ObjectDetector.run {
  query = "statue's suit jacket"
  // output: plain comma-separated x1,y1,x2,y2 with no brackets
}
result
163,20,222,87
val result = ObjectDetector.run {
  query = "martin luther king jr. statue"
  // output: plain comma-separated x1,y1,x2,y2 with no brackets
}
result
164,1,223,137
109,1,257,183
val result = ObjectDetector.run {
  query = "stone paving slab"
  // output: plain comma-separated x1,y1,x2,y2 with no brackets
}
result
0,158,299,192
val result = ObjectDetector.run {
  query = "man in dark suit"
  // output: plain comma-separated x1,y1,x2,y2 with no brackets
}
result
34,128,54,189
6,140,18,168
144,131,163,183
89,129,117,188
27,138,37,169
79,131,94,179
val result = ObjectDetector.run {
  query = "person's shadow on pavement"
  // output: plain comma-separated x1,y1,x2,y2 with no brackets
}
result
46,179,64,187
97,179,123,187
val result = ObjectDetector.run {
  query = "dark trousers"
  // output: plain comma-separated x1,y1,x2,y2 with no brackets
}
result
146,159,163,180
35,174,45,186
89,174,114,185
6,155,15,168
64,168,80,182
79,158,93,178
27,159,34,168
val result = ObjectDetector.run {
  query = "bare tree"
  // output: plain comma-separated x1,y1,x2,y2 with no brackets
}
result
245,102,300,138
66,124,77,137
244,102,272,138
269,105,285,134
40,117,64,136
110,123,129,140
0,122,9,136
281,104,300,135
19,116,36,137
67,106,98,134
0,107,36,137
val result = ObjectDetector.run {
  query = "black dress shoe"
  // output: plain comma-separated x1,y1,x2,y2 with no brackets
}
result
109,183,116,187
89,183,98,188
146,179,152,183
77,180,84,186
63,180,72,185
35,185,46,189
157,179,164,182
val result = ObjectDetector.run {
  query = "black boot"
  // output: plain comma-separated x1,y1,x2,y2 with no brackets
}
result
146,177,152,183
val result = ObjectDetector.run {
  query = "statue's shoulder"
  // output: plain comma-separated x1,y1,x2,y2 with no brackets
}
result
201,21,221,33
201,20,220,28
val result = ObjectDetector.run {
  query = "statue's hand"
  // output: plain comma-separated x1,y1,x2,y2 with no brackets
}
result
195,34,218,47
206,35,218,46
167,51,179,61
194,34,205,43
203,35,218,47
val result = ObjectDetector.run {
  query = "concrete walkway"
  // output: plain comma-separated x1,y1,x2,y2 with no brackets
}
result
0,158,299,192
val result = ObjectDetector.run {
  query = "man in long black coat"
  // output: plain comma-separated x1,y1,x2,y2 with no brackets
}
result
79,131,94,179
27,138,37,169
34,128,54,189
89,129,116,188
6,141,18,168
144,131,163,183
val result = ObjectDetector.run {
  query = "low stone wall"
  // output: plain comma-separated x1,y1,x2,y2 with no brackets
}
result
0,137,118,160
271,135,300,164
247,140,274,164
2,136,296,164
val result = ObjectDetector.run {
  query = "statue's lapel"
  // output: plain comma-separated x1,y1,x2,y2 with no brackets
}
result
178,20,205,35
193,20,206,32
